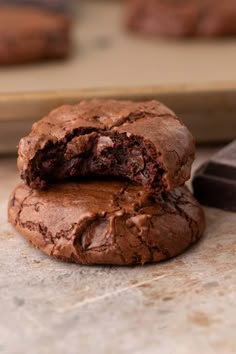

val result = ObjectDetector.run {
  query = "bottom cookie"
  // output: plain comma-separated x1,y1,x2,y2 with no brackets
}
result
8,181,205,265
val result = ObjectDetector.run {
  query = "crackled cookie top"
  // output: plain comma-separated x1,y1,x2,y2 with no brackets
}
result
8,181,205,265
18,99,195,192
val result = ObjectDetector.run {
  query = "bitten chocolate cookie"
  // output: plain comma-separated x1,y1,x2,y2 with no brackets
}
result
0,6,70,64
8,181,205,265
126,0,236,37
18,99,195,192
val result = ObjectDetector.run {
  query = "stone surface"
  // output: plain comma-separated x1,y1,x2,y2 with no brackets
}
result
0,148,236,354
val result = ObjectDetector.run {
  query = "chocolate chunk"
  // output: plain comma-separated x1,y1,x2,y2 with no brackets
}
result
193,140,236,211
8,181,205,265
0,6,71,65
126,0,236,37
18,99,195,192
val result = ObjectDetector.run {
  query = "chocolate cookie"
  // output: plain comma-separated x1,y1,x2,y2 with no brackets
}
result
0,6,70,64
0,0,70,13
126,0,236,37
18,99,195,192
8,181,205,265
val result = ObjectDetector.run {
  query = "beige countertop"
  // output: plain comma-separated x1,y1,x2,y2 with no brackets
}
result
1,149,236,354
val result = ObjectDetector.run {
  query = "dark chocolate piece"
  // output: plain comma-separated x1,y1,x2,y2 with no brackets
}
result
193,140,236,211
0,6,71,65
8,181,205,265
126,0,236,37
18,99,195,192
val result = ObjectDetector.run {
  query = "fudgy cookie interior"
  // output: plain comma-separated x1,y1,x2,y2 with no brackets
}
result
24,128,165,190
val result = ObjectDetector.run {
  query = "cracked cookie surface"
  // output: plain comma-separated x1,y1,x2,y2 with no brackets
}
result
18,99,195,192
8,181,205,265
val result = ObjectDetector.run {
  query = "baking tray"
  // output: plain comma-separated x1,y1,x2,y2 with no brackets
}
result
1,82,236,154
1,0,236,153
1,0,236,93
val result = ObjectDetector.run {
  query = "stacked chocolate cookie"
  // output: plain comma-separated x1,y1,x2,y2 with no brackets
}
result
8,99,205,265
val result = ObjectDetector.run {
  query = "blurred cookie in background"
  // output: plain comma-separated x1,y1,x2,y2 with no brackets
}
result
126,0,236,38
0,0,73,13
0,5,71,65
